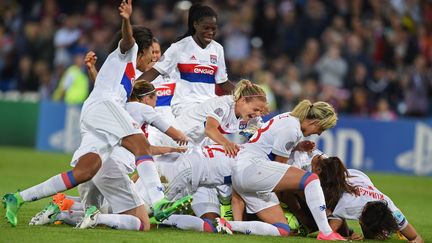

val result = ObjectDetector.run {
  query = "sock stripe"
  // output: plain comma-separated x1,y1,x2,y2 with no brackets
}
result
299,171,317,190
139,222,144,231
61,171,78,189
136,155,154,166
202,218,217,233
273,222,290,236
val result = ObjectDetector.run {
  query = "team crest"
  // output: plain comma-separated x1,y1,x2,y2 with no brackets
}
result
210,54,217,64
239,121,247,130
214,108,224,117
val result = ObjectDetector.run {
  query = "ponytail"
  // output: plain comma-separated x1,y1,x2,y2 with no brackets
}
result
291,100,337,130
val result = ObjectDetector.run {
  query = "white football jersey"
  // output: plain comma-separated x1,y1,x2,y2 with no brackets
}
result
84,43,138,108
125,102,170,134
288,149,327,172
174,95,246,144
153,36,228,112
332,169,408,230
238,112,303,161
190,145,235,189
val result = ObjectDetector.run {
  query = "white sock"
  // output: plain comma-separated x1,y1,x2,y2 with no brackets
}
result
20,172,77,201
56,210,84,226
304,179,333,234
161,214,206,232
229,221,282,236
65,195,81,202
71,202,84,211
136,158,165,206
97,214,143,231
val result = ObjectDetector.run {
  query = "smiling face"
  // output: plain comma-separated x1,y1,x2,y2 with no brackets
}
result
136,45,154,72
193,16,217,48
235,97,267,121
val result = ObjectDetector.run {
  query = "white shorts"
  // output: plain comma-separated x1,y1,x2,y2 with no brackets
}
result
191,187,220,217
163,156,194,201
90,154,144,214
71,100,143,166
232,156,290,214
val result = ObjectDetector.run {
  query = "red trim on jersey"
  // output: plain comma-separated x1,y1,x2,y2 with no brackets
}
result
177,63,218,75
125,62,136,81
249,119,274,143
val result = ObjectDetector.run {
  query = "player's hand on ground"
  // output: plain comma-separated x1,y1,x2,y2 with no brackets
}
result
349,232,364,241
85,51,97,69
222,141,240,158
119,0,132,20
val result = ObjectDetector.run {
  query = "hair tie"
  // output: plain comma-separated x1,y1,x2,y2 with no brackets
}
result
310,104,313,109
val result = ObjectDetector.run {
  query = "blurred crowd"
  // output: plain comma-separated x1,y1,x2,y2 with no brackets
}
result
1,0,432,119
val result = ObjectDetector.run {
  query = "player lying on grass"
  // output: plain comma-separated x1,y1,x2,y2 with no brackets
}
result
314,157,424,243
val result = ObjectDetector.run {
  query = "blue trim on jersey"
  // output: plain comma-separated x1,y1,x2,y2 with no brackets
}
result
267,152,276,161
299,171,313,190
156,95,173,106
224,176,232,185
180,72,215,84
121,73,133,98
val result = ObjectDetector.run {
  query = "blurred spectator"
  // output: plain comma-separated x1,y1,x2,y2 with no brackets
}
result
52,51,89,104
0,0,431,118
402,55,432,116
372,97,397,121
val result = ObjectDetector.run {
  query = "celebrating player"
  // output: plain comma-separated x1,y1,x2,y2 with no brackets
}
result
138,3,235,117
225,100,346,240
314,157,424,242
2,0,184,228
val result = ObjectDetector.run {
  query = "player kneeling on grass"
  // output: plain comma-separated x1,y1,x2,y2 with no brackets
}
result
314,157,424,243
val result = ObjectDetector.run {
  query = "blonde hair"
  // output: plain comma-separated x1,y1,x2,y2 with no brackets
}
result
291,99,338,130
233,79,266,102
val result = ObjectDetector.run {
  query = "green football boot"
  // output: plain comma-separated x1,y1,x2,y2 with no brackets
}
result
2,192,24,227
152,195,193,222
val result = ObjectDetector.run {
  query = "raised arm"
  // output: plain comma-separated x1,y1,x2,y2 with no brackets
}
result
118,0,135,54
84,51,98,83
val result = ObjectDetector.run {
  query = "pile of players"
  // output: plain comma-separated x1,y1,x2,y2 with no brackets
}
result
2,1,423,242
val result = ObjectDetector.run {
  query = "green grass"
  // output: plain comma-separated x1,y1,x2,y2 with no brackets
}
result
0,146,431,242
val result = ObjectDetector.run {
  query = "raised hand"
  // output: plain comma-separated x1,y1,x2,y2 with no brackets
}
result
84,51,97,70
119,0,132,20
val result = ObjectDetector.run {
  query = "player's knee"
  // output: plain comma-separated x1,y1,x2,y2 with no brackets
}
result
299,171,319,190
273,222,290,236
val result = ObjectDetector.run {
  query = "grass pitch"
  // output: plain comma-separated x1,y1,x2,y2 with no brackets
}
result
0,146,431,243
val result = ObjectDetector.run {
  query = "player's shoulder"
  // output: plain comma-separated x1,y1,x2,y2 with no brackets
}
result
209,39,223,50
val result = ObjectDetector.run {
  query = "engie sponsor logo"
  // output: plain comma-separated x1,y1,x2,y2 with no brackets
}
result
155,83,176,97
193,65,215,75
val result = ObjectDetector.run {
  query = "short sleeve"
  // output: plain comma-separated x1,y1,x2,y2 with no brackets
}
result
215,47,228,84
271,128,300,158
206,99,230,125
153,43,178,76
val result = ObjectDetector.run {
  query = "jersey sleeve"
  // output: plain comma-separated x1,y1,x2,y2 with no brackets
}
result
215,47,228,84
141,105,170,132
271,126,300,158
206,99,230,125
153,43,178,76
